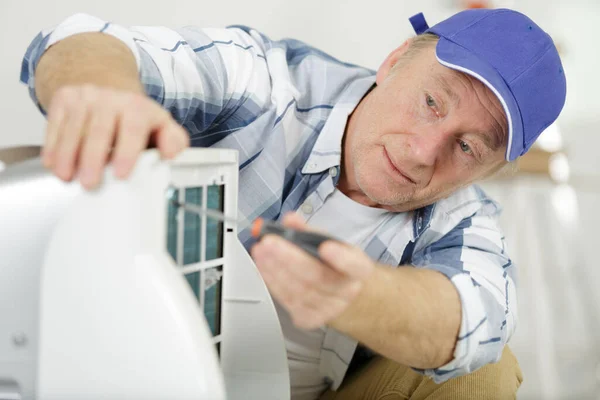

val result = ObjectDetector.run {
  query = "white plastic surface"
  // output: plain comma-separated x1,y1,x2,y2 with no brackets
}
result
221,240,290,400
0,158,82,400
37,151,226,400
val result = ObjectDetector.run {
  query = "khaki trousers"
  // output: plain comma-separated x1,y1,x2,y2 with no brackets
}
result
320,347,523,400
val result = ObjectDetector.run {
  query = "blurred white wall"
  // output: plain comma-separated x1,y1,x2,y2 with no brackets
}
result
1,0,599,399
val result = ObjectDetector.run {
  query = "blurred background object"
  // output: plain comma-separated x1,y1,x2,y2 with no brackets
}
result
0,146,41,165
481,124,599,399
1,0,598,398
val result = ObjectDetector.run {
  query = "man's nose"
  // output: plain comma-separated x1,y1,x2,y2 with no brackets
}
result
406,130,446,168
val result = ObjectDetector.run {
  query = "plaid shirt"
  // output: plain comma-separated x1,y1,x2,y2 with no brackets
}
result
21,13,518,389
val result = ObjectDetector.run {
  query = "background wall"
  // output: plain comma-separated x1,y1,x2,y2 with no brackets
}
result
1,0,598,398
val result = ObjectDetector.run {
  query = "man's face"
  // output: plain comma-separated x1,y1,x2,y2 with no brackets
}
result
342,42,508,212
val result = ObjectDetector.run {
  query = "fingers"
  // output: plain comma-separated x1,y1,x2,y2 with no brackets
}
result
52,92,89,182
266,268,349,330
155,120,190,159
42,85,189,189
43,100,66,168
320,240,374,280
112,110,153,179
252,237,355,329
112,103,189,178
78,105,117,188
260,235,350,294
280,211,374,280
251,223,377,330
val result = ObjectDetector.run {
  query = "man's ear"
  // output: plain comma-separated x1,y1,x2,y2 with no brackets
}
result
376,39,412,85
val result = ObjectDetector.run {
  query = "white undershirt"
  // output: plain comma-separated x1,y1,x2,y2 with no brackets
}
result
280,189,392,400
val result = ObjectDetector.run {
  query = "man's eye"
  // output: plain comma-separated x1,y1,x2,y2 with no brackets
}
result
459,140,473,155
426,94,437,108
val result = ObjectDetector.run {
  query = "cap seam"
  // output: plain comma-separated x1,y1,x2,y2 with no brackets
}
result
507,43,553,85
444,9,513,40
436,8,549,83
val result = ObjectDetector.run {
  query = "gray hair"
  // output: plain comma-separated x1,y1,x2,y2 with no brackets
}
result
403,33,440,59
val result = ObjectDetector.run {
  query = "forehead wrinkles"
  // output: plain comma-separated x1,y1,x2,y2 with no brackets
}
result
432,73,460,106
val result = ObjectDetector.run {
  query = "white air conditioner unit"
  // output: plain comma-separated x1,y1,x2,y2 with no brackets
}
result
0,148,289,400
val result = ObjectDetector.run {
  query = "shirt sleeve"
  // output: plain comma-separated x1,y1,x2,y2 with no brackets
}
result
410,203,518,383
20,13,273,147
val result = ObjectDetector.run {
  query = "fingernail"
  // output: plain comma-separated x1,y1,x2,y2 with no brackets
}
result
113,159,128,178
174,137,186,154
161,143,176,159
55,159,70,180
321,242,341,259
80,168,95,186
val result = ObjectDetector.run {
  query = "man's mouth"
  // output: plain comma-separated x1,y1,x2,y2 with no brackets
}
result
382,147,417,185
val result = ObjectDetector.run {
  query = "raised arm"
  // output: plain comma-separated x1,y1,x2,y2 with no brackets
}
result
21,14,272,188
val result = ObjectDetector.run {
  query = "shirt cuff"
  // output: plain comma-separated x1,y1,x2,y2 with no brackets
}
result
20,13,142,112
46,13,141,68
418,269,492,383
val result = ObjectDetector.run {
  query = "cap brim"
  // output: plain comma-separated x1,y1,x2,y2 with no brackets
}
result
435,37,524,161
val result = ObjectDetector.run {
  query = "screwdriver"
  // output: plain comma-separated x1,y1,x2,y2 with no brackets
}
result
171,200,336,261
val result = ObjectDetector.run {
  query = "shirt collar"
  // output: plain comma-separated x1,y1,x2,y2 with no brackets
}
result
301,75,376,175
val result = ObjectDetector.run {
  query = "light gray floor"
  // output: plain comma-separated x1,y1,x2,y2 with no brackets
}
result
481,178,600,400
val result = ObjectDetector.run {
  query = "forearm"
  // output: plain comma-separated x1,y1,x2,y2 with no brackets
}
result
330,265,461,369
35,32,143,110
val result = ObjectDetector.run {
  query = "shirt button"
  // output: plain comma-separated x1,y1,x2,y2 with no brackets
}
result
301,201,313,215
417,216,423,230
329,167,338,177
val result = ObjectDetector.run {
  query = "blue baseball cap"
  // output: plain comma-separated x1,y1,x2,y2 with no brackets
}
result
409,9,567,161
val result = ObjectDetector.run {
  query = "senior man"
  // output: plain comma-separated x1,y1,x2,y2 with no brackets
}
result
21,8,565,399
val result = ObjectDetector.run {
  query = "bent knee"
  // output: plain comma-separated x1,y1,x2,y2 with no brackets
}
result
409,346,523,400
443,346,523,399
489,346,523,391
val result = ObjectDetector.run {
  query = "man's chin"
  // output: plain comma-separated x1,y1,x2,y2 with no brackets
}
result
359,180,416,208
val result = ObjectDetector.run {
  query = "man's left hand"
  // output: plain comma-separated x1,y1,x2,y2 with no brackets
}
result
250,212,375,330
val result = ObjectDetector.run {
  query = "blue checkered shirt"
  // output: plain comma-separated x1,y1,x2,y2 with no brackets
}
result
21,13,517,389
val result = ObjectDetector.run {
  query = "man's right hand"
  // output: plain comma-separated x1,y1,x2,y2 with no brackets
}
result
42,85,190,189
